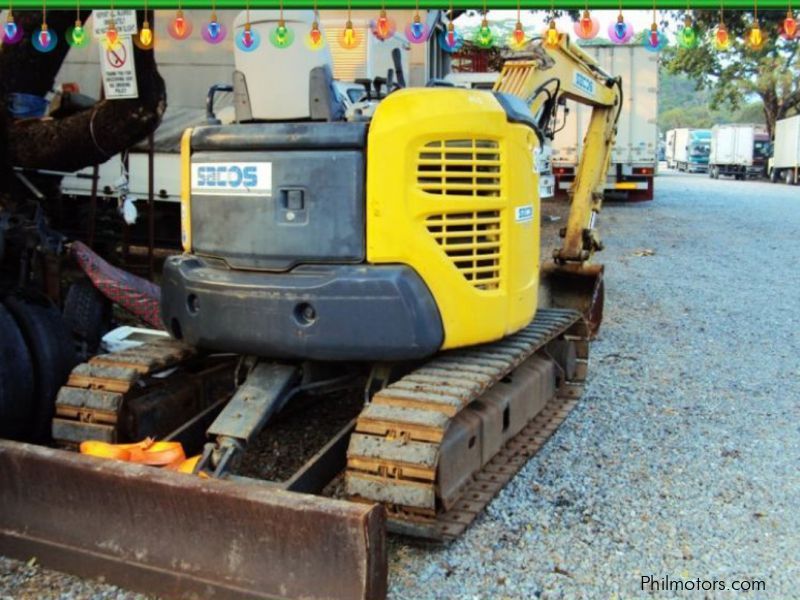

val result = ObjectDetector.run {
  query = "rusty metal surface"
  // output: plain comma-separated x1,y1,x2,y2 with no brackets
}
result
0,441,387,600
346,308,588,539
540,262,604,337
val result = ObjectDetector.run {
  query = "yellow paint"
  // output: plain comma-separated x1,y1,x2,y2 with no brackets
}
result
180,128,192,252
614,182,638,190
366,88,540,349
494,37,621,264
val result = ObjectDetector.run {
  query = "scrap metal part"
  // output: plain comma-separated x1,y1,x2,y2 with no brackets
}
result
0,440,387,600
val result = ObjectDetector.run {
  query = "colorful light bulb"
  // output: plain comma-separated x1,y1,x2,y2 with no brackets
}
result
711,21,729,51
67,18,90,48
371,9,396,41
4,12,21,44
544,19,560,48
575,9,599,40
133,19,154,49
677,14,698,48
608,13,633,44
306,20,325,50
32,24,57,53
405,13,429,44
439,22,462,53
236,23,261,52
781,10,797,39
270,19,295,48
643,22,666,52
201,13,227,44
105,20,119,48
475,18,494,49
508,20,527,49
746,20,765,49
339,19,360,49
168,9,193,40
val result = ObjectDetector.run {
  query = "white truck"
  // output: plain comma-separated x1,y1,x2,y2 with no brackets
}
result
665,128,711,173
709,124,770,180
768,115,800,185
551,42,659,201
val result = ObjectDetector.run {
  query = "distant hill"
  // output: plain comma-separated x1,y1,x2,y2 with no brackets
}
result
659,70,764,132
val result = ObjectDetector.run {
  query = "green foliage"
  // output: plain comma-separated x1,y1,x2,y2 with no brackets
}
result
658,70,766,131
663,10,800,136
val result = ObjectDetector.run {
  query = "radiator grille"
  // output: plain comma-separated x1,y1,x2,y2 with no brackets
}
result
426,211,502,290
417,139,501,197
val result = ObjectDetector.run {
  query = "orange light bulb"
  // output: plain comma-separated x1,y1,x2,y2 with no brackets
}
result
106,21,118,46
513,22,525,45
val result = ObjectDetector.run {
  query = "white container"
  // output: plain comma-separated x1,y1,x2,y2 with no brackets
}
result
551,42,658,199
770,115,800,184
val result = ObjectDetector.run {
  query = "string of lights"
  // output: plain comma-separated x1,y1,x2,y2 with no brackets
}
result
1,5,797,52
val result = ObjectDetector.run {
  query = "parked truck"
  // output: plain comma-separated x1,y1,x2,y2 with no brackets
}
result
768,115,800,185
709,124,770,180
665,128,711,173
551,42,659,201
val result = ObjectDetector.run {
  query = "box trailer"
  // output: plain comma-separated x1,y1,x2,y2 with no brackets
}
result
551,42,659,201
665,128,711,173
769,115,800,185
709,124,769,180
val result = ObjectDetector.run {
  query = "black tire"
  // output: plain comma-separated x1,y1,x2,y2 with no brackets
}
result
4,296,77,443
63,279,113,359
0,303,36,441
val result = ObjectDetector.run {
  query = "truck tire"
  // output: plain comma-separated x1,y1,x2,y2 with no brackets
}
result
4,296,77,442
786,170,794,185
770,169,779,183
63,279,113,359
0,303,36,440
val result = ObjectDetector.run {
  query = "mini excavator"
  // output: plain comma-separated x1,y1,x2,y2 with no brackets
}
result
1,10,621,600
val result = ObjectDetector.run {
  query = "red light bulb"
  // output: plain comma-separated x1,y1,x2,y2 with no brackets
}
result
513,23,525,45
782,11,797,39
580,11,593,36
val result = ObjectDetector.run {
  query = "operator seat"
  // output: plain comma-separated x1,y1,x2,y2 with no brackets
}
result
232,10,344,122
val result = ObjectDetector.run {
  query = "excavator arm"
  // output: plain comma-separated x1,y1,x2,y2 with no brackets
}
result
494,35,622,332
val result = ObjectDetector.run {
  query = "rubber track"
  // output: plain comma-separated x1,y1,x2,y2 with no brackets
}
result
346,308,589,541
52,340,195,445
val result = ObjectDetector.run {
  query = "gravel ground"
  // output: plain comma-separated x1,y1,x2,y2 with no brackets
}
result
2,172,798,598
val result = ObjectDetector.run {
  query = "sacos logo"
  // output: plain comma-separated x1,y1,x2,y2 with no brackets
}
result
191,162,272,196
196,165,257,188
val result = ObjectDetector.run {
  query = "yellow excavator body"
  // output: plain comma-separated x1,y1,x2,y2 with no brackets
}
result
366,88,541,349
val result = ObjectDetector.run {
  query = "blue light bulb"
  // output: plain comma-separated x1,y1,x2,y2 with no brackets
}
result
207,20,220,39
410,21,424,39
4,20,17,39
614,21,627,39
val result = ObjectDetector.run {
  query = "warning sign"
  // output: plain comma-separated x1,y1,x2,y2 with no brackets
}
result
92,10,138,38
99,36,138,100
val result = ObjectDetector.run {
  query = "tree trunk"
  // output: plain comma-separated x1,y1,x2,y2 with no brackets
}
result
1,10,166,179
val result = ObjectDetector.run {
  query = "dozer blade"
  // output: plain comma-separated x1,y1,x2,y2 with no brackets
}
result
0,440,387,600
540,262,604,337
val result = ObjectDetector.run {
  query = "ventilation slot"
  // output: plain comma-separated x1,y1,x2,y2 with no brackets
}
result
426,211,502,290
417,139,501,197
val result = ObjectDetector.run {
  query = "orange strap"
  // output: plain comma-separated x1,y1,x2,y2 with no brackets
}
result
80,438,185,467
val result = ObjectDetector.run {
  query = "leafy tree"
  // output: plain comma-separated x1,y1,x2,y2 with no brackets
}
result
663,10,800,138
658,70,765,131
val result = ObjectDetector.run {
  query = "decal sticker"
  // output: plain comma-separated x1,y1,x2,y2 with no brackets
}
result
515,204,534,223
191,162,272,196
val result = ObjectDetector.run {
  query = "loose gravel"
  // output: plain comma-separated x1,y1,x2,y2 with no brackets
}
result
2,172,798,599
